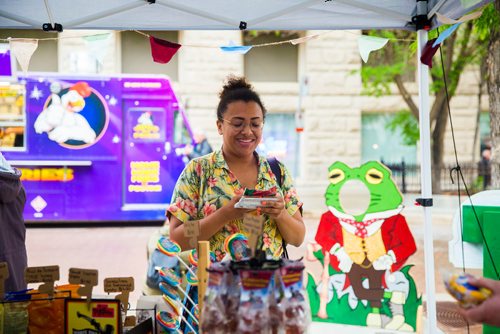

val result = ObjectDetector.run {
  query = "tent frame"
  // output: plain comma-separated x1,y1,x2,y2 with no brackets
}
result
2,0,494,332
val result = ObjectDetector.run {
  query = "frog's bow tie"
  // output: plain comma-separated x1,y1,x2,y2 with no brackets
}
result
339,218,379,238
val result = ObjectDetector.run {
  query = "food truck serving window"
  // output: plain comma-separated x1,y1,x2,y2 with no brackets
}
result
0,83,26,151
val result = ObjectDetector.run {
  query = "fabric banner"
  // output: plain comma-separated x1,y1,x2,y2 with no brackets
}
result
83,33,111,65
9,38,38,72
220,42,252,54
357,35,389,63
432,23,461,47
420,38,440,68
290,34,319,45
435,9,483,24
149,36,181,64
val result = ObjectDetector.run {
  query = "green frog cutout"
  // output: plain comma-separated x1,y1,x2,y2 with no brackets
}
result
306,161,421,331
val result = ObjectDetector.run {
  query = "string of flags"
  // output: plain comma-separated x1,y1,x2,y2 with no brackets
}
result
0,8,483,73
420,8,483,68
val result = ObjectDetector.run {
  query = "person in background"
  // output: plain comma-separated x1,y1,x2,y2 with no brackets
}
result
183,131,213,160
0,151,27,292
459,276,500,327
478,147,492,190
167,75,305,259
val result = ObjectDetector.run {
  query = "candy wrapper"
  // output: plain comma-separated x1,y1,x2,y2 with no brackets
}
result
279,259,310,334
224,233,251,261
237,268,274,334
443,272,492,308
235,186,278,209
200,262,230,334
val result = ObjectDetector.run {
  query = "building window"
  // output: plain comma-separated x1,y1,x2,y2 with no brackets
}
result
121,31,179,81
243,31,299,82
479,111,491,153
361,113,416,164
257,113,299,177
0,30,58,72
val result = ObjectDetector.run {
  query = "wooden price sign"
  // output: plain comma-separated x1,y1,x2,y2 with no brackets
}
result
25,265,60,297
104,277,134,310
184,220,200,248
243,212,264,257
68,268,98,301
0,262,9,300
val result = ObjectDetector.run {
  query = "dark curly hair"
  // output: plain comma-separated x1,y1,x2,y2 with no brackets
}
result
216,75,267,121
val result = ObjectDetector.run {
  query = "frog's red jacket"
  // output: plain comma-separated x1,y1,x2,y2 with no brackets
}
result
315,210,416,273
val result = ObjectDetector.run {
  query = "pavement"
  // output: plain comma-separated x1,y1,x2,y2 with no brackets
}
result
24,194,484,333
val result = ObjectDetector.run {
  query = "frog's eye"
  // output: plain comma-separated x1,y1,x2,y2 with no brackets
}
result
365,168,383,184
329,168,345,184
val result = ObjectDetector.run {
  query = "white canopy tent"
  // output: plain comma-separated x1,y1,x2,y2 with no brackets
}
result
0,0,492,332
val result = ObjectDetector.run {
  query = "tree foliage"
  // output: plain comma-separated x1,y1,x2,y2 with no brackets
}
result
359,5,494,192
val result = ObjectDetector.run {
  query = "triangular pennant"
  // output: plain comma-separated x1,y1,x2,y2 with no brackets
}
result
149,36,181,64
83,33,111,65
420,38,440,68
220,41,252,54
436,10,483,25
290,34,319,45
459,0,482,7
357,35,389,63
432,23,461,47
9,38,38,72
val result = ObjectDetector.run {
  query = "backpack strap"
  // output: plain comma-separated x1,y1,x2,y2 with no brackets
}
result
268,157,282,188
267,157,288,259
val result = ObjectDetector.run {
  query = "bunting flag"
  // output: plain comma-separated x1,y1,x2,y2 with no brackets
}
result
436,9,483,24
9,38,38,72
432,23,461,47
357,35,389,63
420,38,440,68
220,41,252,54
290,34,319,45
83,33,111,65
149,36,181,64
459,0,483,7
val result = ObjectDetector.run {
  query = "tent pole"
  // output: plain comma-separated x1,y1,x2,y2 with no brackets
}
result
417,29,438,333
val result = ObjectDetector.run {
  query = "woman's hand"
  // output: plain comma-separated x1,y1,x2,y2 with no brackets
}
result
219,195,253,221
257,195,286,220
458,277,500,327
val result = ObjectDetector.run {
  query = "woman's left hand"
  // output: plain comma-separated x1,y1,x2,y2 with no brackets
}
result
257,195,286,220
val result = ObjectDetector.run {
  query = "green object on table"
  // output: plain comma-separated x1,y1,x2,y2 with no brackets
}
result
462,205,500,334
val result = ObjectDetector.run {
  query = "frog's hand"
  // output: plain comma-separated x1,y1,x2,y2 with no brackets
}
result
330,243,353,273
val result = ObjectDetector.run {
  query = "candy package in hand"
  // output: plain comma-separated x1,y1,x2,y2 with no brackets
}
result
443,272,492,308
235,186,278,209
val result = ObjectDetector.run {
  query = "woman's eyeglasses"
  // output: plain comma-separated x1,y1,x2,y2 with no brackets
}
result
222,118,264,131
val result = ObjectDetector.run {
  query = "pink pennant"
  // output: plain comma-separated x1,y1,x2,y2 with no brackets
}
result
149,36,181,64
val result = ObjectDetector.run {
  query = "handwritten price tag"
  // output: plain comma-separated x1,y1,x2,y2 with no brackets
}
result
184,220,200,238
25,265,60,283
104,277,134,310
244,212,264,256
104,277,134,293
25,265,60,297
184,220,200,248
69,268,98,301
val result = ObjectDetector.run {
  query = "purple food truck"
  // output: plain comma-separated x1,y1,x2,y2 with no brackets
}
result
0,73,193,223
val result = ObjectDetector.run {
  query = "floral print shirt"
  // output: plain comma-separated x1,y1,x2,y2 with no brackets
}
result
167,149,302,260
